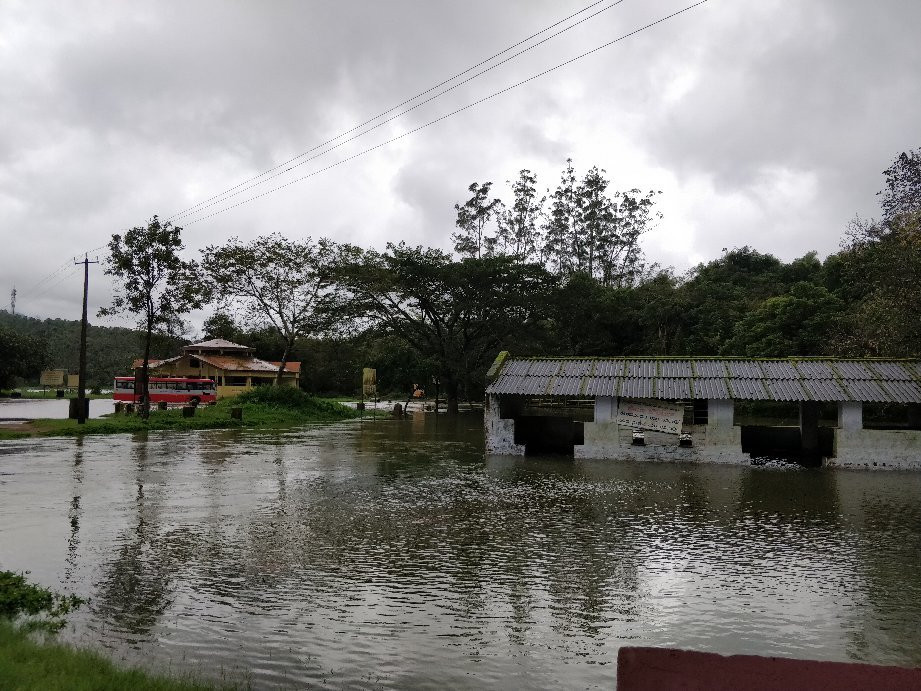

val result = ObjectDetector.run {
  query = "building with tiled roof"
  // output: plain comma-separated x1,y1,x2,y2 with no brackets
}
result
134,339,300,398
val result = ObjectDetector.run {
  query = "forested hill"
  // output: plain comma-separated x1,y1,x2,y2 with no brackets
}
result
0,311,184,388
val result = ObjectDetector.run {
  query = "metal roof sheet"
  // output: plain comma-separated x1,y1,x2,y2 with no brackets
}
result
657,377,691,399
841,379,890,403
528,360,561,376
727,361,763,378
760,360,799,379
728,378,767,400
796,361,834,378
620,378,654,398
550,376,582,397
584,377,618,397
832,361,875,380
800,379,847,402
561,360,593,377
765,379,807,401
625,361,657,378
693,361,727,377
879,380,921,403
868,362,913,381
485,357,921,403
660,360,693,377
593,360,624,377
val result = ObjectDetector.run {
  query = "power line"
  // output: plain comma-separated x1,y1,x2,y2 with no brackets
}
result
167,0,623,222
30,264,81,302
23,244,107,295
173,0,627,223
184,0,710,227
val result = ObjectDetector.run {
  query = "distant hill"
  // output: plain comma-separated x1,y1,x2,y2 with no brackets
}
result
0,310,187,388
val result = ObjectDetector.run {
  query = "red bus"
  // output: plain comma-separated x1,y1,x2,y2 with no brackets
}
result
113,377,217,405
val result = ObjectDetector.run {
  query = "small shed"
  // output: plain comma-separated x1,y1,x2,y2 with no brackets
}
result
484,353,921,469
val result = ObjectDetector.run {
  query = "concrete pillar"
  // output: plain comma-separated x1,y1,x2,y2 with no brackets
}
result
594,396,617,423
837,401,863,430
485,394,524,455
800,401,820,453
708,399,733,427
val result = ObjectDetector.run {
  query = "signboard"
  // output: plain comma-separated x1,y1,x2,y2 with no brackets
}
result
616,399,684,435
362,367,377,398
65,373,80,388
39,369,66,387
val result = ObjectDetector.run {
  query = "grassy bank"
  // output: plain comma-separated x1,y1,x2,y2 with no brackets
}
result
0,620,227,691
0,387,360,440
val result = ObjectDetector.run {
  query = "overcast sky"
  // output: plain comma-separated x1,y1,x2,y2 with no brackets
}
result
2,0,919,330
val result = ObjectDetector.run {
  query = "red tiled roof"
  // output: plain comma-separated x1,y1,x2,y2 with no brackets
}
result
196,354,298,374
269,361,301,373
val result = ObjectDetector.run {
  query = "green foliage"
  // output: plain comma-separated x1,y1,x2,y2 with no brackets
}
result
0,322,46,388
0,571,84,633
0,619,224,690
203,234,352,384
0,310,183,389
234,386,358,419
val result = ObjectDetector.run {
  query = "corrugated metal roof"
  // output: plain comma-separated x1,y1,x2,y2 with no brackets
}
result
692,378,730,399
485,357,921,403
693,361,726,377
800,379,846,402
550,376,582,396
760,360,799,379
657,377,691,399
620,378,654,398
593,360,624,377
868,362,913,381
584,377,618,397
660,360,693,377
832,361,875,379
729,378,767,400
765,379,807,401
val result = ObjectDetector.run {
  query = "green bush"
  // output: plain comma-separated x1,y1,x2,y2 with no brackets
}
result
0,571,84,632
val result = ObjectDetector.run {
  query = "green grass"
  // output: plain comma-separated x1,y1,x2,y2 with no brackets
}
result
0,388,360,440
0,619,229,690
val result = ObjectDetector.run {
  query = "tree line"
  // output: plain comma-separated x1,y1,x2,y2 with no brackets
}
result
3,150,919,414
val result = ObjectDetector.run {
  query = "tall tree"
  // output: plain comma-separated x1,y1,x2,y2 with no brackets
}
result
497,169,544,262
338,243,555,414
203,234,347,383
574,166,615,278
879,148,921,224
0,324,46,388
452,182,503,259
100,216,207,418
543,158,579,276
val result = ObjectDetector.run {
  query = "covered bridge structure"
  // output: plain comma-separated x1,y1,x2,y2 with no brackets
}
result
484,353,921,469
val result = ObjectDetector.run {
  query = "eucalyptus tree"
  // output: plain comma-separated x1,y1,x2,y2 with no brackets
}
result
543,158,579,276
497,169,545,262
100,216,207,418
452,181,503,259
202,234,348,384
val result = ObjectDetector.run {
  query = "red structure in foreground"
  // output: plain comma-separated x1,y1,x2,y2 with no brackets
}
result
617,647,921,690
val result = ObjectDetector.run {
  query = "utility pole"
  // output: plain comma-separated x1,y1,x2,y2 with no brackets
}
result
10,286,15,315
75,253,99,424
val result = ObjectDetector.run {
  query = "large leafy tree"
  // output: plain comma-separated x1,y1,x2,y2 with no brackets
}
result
338,243,555,414
100,216,207,418
0,324,46,388
203,234,347,383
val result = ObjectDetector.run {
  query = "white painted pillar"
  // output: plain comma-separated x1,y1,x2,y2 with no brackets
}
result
708,399,733,427
838,401,863,430
594,396,617,423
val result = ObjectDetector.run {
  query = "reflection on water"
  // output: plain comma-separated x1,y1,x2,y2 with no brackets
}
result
0,397,115,420
1,414,921,688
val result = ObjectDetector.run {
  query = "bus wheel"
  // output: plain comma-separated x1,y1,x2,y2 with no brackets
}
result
190,396,200,406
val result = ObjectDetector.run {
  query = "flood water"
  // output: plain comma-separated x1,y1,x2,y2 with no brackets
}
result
0,397,115,421
1,413,920,688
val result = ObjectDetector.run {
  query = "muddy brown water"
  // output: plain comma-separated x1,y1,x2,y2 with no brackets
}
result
1,413,920,688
